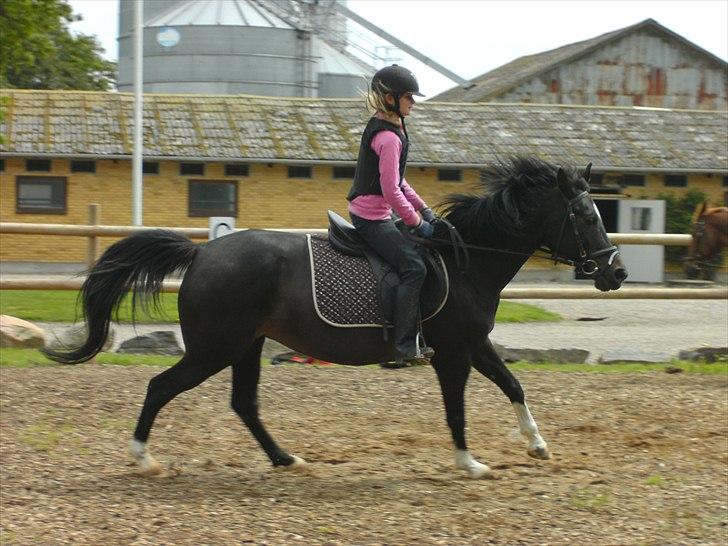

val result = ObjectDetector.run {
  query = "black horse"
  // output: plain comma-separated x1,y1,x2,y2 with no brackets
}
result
44,157,627,479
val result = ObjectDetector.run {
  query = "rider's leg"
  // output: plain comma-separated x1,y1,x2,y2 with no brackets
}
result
350,215,430,359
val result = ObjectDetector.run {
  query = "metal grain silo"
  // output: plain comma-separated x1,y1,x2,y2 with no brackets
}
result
117,0,372,97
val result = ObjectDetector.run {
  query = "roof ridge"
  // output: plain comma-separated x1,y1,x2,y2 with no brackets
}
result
433,18,726,102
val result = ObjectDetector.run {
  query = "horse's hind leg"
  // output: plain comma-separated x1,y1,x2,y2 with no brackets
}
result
231,337,305,469
471,339,550,460
431,352,493,479
130,354,228,475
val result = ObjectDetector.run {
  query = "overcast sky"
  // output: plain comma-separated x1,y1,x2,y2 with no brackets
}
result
68,0,728,97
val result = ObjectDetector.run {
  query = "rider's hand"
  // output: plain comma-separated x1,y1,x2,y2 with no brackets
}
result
415,219,434,239
420,207,437,224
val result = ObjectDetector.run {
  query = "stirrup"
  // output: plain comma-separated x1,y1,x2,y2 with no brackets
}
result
415,333,434,359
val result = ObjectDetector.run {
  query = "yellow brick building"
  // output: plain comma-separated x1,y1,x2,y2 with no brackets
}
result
1,90,726,271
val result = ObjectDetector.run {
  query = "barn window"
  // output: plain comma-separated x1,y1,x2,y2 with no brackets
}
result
188,180,237,217
0,159,4,172
143,162,159,174
438,169,462,182
664,175,687,187
333,166,356,179
71,160,96,173
225,163,249,177
622,174,645,187
180,162,205,176
16,176,67,214
25,159,51,172
288,166,312,179
630,207,652,231
723,175,728,188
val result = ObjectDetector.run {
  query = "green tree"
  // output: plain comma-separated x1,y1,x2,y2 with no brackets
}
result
0,0,116,90
658,188,707,263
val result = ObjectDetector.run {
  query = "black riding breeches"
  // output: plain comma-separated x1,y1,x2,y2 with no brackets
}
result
350,214,426,358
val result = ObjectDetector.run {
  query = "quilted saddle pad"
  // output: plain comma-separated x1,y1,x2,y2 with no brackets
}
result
307,234,448,328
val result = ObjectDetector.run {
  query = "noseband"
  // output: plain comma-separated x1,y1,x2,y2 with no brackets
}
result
686,219,707,262
549,191,620,277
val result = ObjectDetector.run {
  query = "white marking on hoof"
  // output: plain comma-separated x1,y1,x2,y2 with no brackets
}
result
455,450,494,479
130,439,163,476
275,455,308,471
527,444,552,460
513,402,551,460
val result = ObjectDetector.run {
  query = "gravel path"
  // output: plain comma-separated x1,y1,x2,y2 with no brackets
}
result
37,289,728,363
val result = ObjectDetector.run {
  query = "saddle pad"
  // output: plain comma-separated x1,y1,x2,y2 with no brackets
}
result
307,234,448,328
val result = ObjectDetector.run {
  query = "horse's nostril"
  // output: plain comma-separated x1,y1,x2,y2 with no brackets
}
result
614,268,628,282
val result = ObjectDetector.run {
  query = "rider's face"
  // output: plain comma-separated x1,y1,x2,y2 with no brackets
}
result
398,92,415,116
385,92,415,117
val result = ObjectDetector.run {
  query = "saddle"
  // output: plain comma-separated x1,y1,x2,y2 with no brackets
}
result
306,211,448,330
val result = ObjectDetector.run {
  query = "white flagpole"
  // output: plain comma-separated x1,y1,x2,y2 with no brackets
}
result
132,0,144,226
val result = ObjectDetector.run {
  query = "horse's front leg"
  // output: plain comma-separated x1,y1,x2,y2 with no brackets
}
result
431,353,493,479
471,338,551,460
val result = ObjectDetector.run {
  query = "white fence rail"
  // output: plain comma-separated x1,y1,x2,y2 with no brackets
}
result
2,214,724,300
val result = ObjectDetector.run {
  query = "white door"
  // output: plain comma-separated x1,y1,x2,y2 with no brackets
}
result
617,199,666,283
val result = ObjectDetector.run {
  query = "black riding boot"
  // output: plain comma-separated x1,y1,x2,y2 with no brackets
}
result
393,284,433,361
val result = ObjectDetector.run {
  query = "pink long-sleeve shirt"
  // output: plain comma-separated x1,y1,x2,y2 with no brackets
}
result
348,128,426,227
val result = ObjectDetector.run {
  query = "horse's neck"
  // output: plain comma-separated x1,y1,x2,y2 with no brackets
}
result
706,209,728,233
458,232,536,295
704,211,728,248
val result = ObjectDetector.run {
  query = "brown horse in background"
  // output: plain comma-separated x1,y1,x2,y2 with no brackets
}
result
684,202,728,280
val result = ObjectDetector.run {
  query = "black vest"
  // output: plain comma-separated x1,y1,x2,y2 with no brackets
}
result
347,117,409,202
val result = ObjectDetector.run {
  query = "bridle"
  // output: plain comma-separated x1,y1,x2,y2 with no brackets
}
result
684,218,716,268
418,189,620,278
549,190,620,277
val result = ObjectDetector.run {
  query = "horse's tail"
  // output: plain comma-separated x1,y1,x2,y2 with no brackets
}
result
42,229,200,364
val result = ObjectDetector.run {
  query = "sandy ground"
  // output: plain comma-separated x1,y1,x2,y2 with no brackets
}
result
1,363,727,545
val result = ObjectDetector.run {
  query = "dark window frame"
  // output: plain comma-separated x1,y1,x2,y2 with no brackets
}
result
664,174,687,187
287,165,312,179
16,176,67,214
225,163,250,177
25,159,51,172
722,175,728,188
332,166,356,179
180,162,205,176
143,161,160,175
188,179,238,218
438,168,463,182
70,160,96,173
623,174,645,187
0,159,5,172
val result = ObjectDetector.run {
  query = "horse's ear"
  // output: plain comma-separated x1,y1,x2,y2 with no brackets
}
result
583,162,592,182
556,167,569,192
692,201,708,223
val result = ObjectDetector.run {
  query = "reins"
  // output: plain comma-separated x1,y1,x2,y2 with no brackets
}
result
410,190,619,277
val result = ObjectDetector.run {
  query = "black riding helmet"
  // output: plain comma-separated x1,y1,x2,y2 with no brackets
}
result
371,64,424,138
371,64,425,99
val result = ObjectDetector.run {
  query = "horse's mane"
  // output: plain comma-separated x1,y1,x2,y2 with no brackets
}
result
439,156,566,244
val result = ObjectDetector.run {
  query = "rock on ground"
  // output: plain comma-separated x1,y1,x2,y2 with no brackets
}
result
0,315,45,349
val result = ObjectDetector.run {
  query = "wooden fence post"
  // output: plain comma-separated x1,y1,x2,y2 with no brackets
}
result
86,204,100,268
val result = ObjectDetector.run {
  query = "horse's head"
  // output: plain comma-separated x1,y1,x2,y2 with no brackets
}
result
541,163,628,291
684,202,727,279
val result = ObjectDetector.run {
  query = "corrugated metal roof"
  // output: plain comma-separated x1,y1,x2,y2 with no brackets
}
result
434,18,728,103
1,90,726,172
145,0,293,29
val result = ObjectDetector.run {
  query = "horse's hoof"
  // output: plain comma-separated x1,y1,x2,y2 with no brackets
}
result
528,445,551,460
138,458,164,477
275,455,307,471
466,463,496,480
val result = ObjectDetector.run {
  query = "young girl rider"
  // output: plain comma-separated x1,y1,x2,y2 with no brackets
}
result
347,65,437,362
